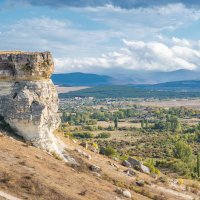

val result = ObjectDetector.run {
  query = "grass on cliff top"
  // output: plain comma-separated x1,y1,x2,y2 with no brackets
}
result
0,51,23,54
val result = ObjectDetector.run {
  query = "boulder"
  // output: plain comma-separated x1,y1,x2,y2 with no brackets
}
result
140,164,150,174
89,164,101,173
122,190,132,199
115,188,132,199
136,180,145,187
75,148,92,160
88,145,99,153
80,141,88,149
122,160,131,168
128,157,150,174
124,168,136,176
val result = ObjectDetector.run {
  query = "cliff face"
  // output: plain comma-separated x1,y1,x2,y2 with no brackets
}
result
0,51,64,157
0,51,54,80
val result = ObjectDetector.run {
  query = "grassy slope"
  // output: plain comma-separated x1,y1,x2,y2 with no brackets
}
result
0,131,199,200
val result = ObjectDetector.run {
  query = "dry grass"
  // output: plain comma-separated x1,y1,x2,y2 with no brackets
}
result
0,131,199,200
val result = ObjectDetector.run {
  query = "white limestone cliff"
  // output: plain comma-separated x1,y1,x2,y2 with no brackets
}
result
0,51,72,161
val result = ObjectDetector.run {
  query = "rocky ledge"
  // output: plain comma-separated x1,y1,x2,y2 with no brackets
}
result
0,51,54,80
0,51,69,160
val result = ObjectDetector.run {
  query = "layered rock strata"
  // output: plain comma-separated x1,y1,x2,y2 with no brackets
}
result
0,51,66,158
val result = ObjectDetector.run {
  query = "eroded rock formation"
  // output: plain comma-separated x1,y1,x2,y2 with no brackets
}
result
0,51,65,158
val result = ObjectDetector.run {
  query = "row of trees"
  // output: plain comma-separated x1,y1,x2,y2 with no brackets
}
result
62,108,141,125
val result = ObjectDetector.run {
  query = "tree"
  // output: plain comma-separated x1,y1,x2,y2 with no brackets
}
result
173,141,192,162
145,119,149,129
197,153,200,177
141,120,145,129
154,121,165,130
103,146,117,157
114,117,118,129
171,116,182,132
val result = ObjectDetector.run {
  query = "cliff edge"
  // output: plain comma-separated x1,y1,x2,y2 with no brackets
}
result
0,51,68,159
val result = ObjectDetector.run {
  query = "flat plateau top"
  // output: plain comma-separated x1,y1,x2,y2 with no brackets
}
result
0,51,50,55
0,51,22,54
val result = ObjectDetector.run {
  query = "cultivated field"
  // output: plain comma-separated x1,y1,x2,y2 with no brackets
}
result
56,86,90,94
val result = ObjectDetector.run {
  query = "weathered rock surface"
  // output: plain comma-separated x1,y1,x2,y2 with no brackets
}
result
127,157,150,174
0,51,66,159
0,51,54,80
115,188,132,199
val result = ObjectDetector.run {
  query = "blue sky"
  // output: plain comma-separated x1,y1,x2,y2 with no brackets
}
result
0,0,200,73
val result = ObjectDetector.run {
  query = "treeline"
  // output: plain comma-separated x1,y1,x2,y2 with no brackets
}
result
59,85,200,99
61,108,140,125
152,107,199,118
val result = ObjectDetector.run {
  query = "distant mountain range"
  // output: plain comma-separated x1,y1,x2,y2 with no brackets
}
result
52,69,200,86
51,72,114,86
135,80,200,91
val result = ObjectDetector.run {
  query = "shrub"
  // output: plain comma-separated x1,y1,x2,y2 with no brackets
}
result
96,132,111,139
173,141,192,162
171,159,191,176
64,132,73,138
73,132,94,139
92,142,99,149
107,125,115,131
178,179,184,185
120,154,129,162
144,159,160,174
101,146,117,157
51,152,63,160
83,125,97,131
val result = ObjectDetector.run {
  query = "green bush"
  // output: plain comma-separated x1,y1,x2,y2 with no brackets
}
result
107,125,115,131
173,141,192,162
101,146,117,157
83,125,97,131
144,159,160,174
96,132,111,139
72,132,94,139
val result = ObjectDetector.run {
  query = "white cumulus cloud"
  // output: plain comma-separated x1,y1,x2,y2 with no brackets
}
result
55,37,200,73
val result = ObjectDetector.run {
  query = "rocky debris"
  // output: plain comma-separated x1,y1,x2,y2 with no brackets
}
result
136,180,145,187
89,164,101,173
107,161,119,170
36,155,43,160
72,139,77,144
115,188,132,199
124,168,136,177
78,190,87,196
122,160,131,168
80,141,88,149
88,145,99,154
151,173,158,180
75,148,92,160
91,172,101,177
0,51,72,162
63,153,77,164
127,157,150,174
122,190,132,199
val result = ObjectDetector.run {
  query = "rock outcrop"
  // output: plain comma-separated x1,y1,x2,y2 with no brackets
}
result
0,51,65,158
